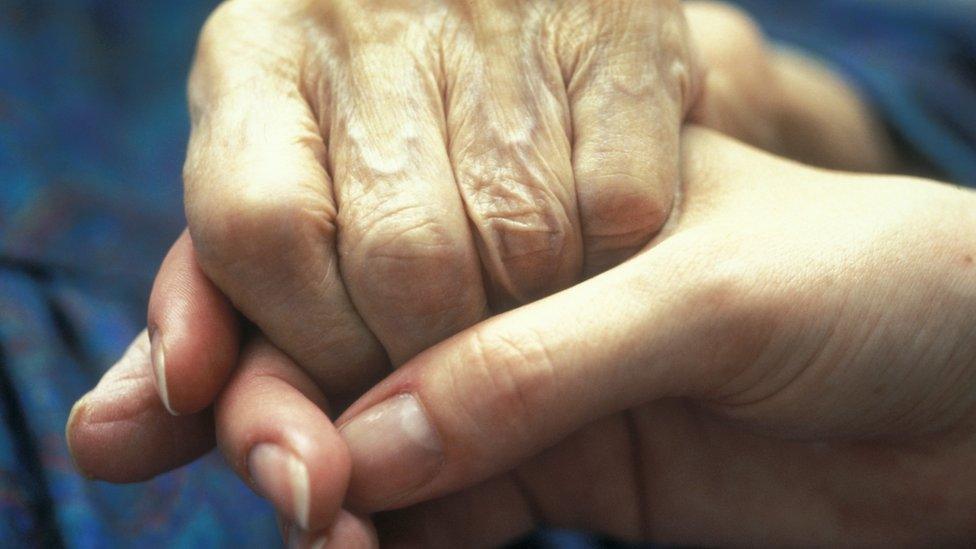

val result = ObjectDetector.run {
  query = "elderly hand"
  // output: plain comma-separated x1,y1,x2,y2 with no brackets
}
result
176,0,701,407
222,127,976,546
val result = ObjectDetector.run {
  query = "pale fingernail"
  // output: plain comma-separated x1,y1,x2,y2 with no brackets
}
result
248,444,311,530
340,394,442,507
65,394,94,479
307,534,328,549
149,330,175,415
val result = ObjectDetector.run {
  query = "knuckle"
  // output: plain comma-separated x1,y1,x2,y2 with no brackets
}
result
483,199,569,266
339,199,477,309
196,0,256,60
679,254,786,393
694,2,766,57
342,200,467,267
682,248,781,324
189,2,241,109
456,147,573,274
579,171,673,246
191,0,305,111
188,183,336,279
703,2,763,39
198,1,238,45
457,327,558,440
684,263,748,321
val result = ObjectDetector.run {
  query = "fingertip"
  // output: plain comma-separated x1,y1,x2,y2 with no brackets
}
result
68,330,217,482
148,230,240,415
217,339,350,531
65,372,215,483
65,393,96,480
281,510,378,549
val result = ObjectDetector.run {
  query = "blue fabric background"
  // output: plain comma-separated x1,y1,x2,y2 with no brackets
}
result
1,0,974,547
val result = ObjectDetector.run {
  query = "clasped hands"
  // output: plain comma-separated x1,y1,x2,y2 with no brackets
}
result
67,1,976,546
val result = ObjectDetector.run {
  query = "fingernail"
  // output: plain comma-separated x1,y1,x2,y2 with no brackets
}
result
340,394,442,506
248,444,311,529
149,330,175,415
65,394,94,479
285,522,327,549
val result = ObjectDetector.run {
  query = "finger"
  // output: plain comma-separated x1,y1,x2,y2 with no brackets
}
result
333,245,713,510
683,1,783,152
215,337,351,532
280,510,378,549
445,0,582,307
561,0,702,275
146,230,239,415
374,418,641,548
66,330,214,482
685,1,897,172
327,2,488,365
185,2,387,396
334,129,758,511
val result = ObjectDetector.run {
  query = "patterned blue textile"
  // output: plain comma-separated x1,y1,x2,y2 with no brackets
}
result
0,0,973,547
1,1,280,547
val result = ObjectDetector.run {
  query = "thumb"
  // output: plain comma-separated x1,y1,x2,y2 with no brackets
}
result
336,232,760,513
335,128,775,513
66,330,216,482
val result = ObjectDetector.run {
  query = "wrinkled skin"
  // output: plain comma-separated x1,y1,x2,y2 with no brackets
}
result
64,2,947,546
183,0,702,398
141,0,895,417
262,128,976,547
73,127,976,546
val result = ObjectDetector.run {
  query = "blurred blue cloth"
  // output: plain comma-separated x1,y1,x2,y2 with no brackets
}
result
0,0,973,547
733,0,976,186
